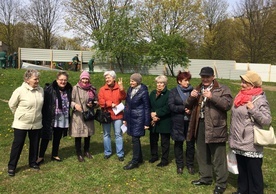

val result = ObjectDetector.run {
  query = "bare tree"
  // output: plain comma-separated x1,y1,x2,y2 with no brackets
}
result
0,0,22,53
25,0,62,49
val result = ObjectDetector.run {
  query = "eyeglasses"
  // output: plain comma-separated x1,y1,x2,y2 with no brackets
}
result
57,79,67,82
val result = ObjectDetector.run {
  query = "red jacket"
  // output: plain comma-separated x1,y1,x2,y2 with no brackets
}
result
98,82,126,120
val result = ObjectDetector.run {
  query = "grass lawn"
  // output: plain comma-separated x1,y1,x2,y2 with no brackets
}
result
0,69,276,194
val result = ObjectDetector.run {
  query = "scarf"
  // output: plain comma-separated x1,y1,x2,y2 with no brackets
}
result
176,84,193,102
234,87,263,107
78,81,96,100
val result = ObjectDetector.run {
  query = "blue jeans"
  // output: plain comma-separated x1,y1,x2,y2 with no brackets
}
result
102,119,124,157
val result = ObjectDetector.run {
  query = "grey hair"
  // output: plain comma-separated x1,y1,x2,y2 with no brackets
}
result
155,75,168,85
24,69,40,81
56,71,69,79
104,70,116,79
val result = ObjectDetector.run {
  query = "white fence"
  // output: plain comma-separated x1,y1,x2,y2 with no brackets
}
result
19,48,276,82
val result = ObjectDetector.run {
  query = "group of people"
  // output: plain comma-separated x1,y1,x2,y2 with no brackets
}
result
7,67,271,194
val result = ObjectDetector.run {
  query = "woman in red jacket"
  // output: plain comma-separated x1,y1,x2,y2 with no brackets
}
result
98,70,126,161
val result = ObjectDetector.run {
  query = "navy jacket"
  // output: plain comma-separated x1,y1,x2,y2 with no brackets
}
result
124,84,151,137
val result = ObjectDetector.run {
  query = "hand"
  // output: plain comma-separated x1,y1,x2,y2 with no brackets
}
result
118,78,124,91
74,104,82,112
151,112,157,118
185,108,191,114
144,126,149,130
111,103,116,108
203,90,212,99
191,89,199,98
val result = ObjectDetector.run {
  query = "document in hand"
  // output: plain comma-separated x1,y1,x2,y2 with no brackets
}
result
112,102,125,115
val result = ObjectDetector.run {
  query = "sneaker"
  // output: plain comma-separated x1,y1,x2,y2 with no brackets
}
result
8,169,15,176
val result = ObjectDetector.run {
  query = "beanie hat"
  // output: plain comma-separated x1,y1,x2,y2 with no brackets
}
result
130,73,142,85
240,71,262,87
80,71,90,80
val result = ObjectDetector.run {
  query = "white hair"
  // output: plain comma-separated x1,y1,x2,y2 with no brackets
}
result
104,70,116,79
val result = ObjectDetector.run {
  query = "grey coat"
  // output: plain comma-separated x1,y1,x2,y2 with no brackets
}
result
69,84,96,137
229,93,272,152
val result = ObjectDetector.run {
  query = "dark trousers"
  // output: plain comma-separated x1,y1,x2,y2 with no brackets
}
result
196,119,228,188
131,136,143,164
75,136,91,155
174,138,195,169
8,128,41,170
236,154,263,194
39,127,65,158
150,132,170,164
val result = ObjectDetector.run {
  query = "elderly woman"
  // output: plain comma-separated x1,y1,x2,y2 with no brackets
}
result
70,71,98,162
149,75,171,167
168,71,195,175
8,69,44,176
98,70,126,161
36,71,72,165
123,73,151,170
229,71,272,194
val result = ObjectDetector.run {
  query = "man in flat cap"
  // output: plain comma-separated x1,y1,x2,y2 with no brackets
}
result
186,67,233,194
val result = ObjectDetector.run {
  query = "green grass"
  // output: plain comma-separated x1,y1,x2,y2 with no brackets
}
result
0,69,275,194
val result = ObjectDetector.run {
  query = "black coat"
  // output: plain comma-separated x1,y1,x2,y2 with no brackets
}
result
124,84,151,137
168,86,192,141
41,80,72,139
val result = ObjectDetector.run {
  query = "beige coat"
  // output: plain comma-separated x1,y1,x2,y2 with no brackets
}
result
69,84,95,137
8,82,44,130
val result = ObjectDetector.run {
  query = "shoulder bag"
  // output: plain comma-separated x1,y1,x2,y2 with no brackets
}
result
95,108,112,124
251,96,276,146
77,88,94,121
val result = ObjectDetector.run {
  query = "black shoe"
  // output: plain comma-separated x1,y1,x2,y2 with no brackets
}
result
51,156,62,162
84,152,93,159
118,157,124,161
138,160,144,164
191,180,212,186
177,168,183,174
187,167,195,175
36,158,44,165
148,158,158,163
77,155,85,162
156,162,168,167
30,165,40,170
213,186,226,194
8,169,15,176
123,163,139,170
104,155,111,159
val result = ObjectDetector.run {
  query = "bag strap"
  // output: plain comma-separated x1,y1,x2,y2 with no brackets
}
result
251,95,262,103
76,87,85,112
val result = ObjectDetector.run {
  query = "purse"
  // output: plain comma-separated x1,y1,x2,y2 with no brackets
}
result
95,108,112,124
77,88,94,121
251,96,276,146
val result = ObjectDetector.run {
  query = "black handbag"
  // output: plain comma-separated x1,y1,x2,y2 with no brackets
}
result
77,88,94,121
95,108,112,124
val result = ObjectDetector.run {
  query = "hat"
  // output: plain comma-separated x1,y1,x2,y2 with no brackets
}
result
130,73,142,84
80,71,90,79
199,67,214,76
240,71,262,87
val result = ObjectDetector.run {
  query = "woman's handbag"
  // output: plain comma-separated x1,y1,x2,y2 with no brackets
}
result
95,108,112,124
251,96,276,146
77,88,94,121
227,150,239,174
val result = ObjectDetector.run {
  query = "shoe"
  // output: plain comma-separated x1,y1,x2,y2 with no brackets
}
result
51,156,62,162
123,163,139,170
187,167,195,175
104,155,111,159
8,169,15,176
177,168,183,174
148,158,158,163
138,160,144,164
36,158,44,165
84,152,93,159
232,192,242,194
77,155,85,162
191,180,212,186
118,157,124,161
30,164,40,170
156,162,168,167
213,186,226,194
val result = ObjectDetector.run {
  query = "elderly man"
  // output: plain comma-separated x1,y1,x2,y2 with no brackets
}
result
186,67,233,194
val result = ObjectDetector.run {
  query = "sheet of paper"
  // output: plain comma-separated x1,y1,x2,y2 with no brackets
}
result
112,102,125,115
121,124,127,133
